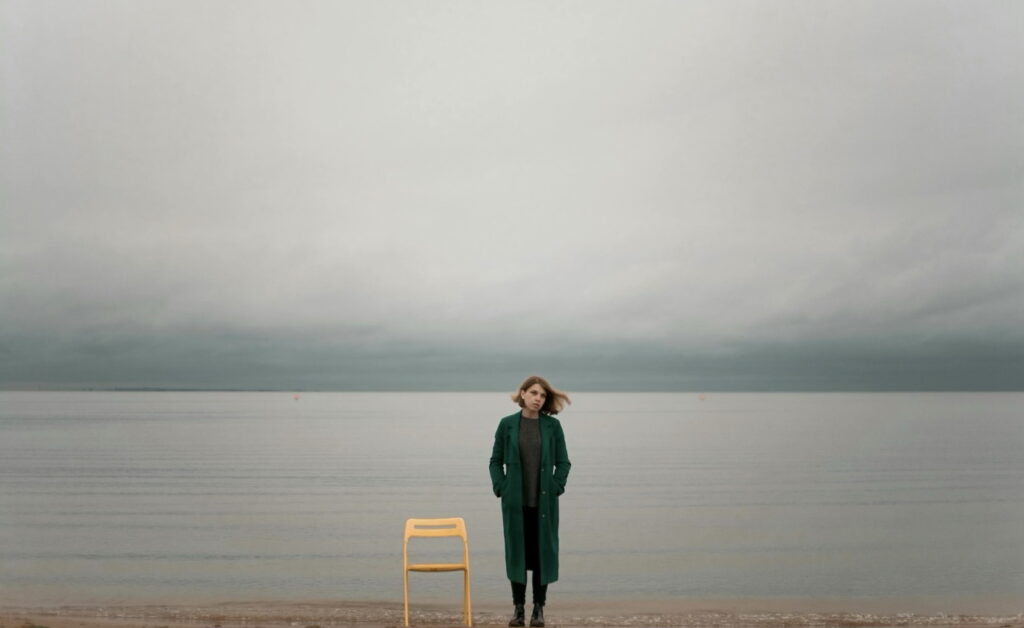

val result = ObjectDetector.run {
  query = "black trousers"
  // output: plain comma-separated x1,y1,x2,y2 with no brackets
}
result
511,506,547,605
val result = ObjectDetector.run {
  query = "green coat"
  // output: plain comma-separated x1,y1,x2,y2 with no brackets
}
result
488,412,571,585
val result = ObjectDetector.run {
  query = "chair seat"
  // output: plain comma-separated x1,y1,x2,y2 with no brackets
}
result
407,562,467,572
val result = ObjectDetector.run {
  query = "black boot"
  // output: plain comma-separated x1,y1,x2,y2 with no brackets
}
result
530,604,544,628
508,604,525,627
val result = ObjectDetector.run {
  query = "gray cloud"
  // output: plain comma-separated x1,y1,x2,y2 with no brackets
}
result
2,1,1022,390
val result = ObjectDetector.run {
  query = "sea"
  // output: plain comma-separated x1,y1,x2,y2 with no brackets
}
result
1,391,1022,607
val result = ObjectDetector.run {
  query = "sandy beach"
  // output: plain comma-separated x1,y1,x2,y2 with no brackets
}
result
3,598,1023,628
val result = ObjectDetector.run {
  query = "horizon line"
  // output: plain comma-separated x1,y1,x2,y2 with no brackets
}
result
2,387,1022,393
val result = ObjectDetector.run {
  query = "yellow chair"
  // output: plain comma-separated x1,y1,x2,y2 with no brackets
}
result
402,517,472,627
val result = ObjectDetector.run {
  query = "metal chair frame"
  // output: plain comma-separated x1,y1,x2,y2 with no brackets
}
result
402,517,472,627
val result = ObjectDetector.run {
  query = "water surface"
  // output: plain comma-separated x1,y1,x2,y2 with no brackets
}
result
1,391,1021,605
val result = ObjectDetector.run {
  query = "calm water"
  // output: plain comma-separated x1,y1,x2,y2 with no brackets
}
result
0,391,1022,605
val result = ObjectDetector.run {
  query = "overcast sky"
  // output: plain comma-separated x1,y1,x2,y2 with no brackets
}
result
2,1,1022,391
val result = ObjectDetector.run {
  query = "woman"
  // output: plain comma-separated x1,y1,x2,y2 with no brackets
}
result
489,375,571,628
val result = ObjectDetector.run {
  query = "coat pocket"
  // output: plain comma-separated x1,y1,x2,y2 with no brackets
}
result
495,474,512,498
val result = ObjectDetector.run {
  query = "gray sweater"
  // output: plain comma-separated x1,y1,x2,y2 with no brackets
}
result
518,414,541,508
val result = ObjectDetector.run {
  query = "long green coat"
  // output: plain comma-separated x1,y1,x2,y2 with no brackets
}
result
488,411,571,585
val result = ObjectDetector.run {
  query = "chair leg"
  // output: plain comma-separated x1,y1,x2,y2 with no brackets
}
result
403,569,410,627
463,570,472,626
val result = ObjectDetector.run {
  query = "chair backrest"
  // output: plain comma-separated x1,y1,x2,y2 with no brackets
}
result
404,517,468,541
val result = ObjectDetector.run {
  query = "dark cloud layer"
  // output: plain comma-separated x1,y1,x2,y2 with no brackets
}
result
2,1,1022,390
2,328,1020,391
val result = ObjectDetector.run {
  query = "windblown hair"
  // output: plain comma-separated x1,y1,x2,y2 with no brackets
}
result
511,375,571,415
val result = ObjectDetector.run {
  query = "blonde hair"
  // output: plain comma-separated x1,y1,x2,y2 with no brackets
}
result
511,375,571,415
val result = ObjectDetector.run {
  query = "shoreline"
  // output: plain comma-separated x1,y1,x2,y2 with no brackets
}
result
3,598,1022,628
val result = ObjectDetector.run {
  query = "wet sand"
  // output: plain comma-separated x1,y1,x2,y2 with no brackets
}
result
3,598,1022,628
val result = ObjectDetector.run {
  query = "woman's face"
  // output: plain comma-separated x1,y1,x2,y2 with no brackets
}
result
520,383,547,415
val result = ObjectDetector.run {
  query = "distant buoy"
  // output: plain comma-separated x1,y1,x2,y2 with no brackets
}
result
293,393,300,401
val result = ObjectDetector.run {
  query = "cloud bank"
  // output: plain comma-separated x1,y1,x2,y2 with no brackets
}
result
2,1,1022,390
